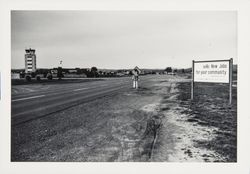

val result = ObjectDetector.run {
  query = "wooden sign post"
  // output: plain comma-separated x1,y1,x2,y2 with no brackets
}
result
229,58,233,105
191,58,233,105
191,60,194,100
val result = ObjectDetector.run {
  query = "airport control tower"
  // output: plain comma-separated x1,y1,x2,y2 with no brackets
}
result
25,48,36,73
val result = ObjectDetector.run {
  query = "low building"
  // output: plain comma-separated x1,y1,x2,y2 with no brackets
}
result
11,73,20,79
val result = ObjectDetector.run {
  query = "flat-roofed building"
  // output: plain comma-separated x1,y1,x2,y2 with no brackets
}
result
25,48,36,73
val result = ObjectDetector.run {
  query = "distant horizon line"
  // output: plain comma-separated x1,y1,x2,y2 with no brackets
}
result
11,64,238,71
11,67,192,70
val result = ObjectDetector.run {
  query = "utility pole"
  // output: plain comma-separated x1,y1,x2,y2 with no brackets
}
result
59,60,63,67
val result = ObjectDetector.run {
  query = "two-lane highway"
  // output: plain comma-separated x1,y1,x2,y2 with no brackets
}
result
11,76,151,126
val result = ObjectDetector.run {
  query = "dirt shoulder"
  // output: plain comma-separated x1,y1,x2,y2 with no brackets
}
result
152,79,237,162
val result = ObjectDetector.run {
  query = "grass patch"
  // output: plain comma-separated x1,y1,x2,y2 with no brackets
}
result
176,81,237,162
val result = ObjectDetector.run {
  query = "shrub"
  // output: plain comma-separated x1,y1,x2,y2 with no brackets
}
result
31,72,36,78
25,75,31,82
47,73,53,80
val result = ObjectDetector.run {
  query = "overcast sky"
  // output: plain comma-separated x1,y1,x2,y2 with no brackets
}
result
11,11,237,69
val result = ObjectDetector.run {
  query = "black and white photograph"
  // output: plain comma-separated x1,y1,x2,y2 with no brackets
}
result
1,0,250,173
10,11,238,162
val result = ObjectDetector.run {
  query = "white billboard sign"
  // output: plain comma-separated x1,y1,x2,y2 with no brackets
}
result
194,60,230,83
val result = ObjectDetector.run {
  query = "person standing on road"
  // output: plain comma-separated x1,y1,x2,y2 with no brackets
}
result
132,69,139,89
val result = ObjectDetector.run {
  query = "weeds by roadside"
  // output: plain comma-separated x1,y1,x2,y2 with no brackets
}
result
176,82,237,162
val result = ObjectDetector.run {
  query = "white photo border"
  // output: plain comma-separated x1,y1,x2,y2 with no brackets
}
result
1,0,250,173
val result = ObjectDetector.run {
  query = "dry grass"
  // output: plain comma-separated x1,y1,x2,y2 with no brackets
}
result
176,81,237,162
11,74,237,162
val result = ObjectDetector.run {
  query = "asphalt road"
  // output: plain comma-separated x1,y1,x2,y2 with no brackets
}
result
11,76,151,126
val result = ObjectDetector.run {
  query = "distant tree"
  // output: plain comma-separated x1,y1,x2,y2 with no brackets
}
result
36,69,42,74
165,67,172,74
57,67,63,80
64,69,69,74
81,69,91,77
20,72,25,78
91,67,97,72
36,76,41,81
47,73,53,80
173,69,177,73
43,72,48,78
76,68,81,75
31,72,36,78
91,67,98,77
25,75,31,82
182,69,185,73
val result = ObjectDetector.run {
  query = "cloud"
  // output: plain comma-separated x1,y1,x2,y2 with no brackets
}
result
11,11,237,69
